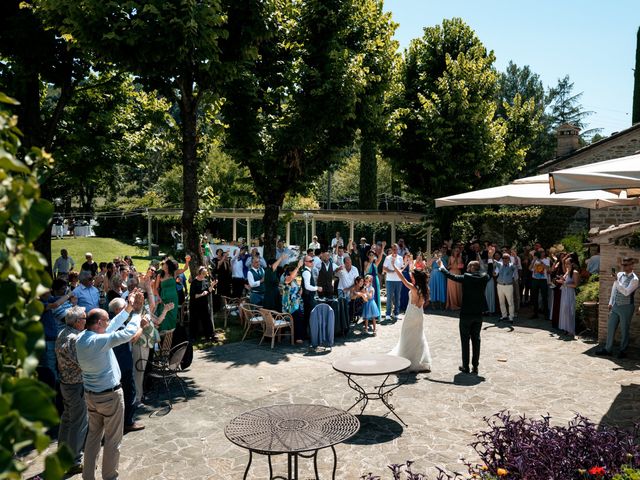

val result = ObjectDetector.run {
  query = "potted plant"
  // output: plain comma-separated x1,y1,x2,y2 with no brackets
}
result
576,274,599,336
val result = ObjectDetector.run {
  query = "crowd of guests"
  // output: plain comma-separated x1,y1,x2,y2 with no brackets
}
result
41,250,191,477
37,233,617,478
427,240,593,337
204,232,429,343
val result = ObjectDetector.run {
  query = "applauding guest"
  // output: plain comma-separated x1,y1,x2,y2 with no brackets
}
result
76,290,146,480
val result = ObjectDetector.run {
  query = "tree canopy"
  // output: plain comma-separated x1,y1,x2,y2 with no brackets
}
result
221,0,376,258
39,0,235,271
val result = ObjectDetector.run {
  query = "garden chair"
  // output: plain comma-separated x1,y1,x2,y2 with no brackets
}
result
240,303,264,341
258,308,294,349
148,340,190,407
220,295,242,328
158,328,175,360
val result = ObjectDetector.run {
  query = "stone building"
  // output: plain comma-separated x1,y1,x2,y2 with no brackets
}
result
539,122,640,229
590,221,640,350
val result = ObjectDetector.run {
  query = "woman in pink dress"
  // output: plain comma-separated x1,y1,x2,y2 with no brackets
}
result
445,246,463,310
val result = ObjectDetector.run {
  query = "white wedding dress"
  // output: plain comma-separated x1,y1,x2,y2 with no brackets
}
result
390,301,432,372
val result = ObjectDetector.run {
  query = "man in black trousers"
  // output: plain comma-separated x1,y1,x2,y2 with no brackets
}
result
438,245,494,374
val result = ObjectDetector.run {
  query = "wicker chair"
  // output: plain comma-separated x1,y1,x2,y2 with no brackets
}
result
239,303,264,341
258,309,294,349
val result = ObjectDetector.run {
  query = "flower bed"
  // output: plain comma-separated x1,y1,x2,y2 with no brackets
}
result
360,412,640,479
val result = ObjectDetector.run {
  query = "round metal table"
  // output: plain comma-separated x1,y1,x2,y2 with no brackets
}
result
332,354,411,426
225,404,359,479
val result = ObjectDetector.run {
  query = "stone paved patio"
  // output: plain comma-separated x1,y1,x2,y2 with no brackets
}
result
25,310,640,479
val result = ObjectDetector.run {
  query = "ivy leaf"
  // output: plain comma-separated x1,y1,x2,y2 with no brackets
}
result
23,199,54,243
11,378,58,424
0,92,20,105
0,148,30,173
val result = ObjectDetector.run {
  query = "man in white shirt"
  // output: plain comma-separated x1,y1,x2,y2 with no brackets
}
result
335,257,359,300
330,231,343,250
301,255,323,333
231,247,247,298
596,257,638,358
332,245,350,268
308,236,320,250
383,244,404,320
247,256,266,305
53,249,75,279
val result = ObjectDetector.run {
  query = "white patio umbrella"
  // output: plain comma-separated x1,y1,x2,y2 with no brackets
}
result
549,153,640,197
435,174,640,209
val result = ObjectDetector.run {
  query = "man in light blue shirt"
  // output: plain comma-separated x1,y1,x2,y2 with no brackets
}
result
73,271,100,312
76,290,145,480
494,253,517,323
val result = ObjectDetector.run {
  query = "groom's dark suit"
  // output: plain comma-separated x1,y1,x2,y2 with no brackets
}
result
440,267,490,372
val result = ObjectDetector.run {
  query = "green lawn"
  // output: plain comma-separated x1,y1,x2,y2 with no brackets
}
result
52,237,151,268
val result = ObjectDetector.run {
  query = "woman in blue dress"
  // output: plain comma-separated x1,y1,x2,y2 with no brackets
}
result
364,249,384,315
399,252,413,313
428,250,447,310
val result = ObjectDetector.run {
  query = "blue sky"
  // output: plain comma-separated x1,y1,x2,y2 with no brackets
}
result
385,0,638,136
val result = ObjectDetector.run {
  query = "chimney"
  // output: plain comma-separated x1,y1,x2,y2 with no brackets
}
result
556,123,581,157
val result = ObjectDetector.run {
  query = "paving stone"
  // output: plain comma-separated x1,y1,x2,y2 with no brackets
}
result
22,310,640,479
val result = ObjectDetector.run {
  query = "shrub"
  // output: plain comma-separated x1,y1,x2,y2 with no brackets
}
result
0,95,72,478
576,276,600,328
467,412,640,479
612,466,640,479
559,232,589,265
360,412,640,479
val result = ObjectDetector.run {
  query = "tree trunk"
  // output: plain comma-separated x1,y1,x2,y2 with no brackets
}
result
358,136,378,209
633,27,640,124
178,83,201,276
262,201,283,260
17,69,55,275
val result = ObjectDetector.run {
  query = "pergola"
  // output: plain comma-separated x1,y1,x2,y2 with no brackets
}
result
145,207,430,255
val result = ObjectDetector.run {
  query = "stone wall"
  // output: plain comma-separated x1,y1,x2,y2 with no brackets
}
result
591,206,640,230
540,125,640,231
597,244,640,349
543,125,640,171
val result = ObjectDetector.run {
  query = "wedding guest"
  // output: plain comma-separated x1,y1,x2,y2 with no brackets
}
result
558,255,579,336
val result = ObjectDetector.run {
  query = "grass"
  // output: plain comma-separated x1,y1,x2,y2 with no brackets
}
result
52,237,244,347
52,237,150,268
192,322,246,350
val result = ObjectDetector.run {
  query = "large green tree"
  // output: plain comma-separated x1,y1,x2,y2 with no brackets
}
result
221,0,368,258
40,0,237,271
390,18,534,236
497,61,550,173
353,0,399,209
1,0,92,270
547,75,592,129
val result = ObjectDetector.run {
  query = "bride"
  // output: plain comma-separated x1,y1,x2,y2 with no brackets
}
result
389,263,432,372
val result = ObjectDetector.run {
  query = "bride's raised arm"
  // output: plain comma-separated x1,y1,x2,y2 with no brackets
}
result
394,264,415,291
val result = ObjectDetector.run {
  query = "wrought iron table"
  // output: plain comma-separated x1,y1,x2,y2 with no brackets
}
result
225,404,359,479
332,354,411,426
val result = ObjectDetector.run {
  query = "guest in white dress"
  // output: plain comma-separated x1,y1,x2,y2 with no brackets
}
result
558,255,579,336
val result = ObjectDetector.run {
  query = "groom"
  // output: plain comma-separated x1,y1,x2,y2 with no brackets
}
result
438,245,493,374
